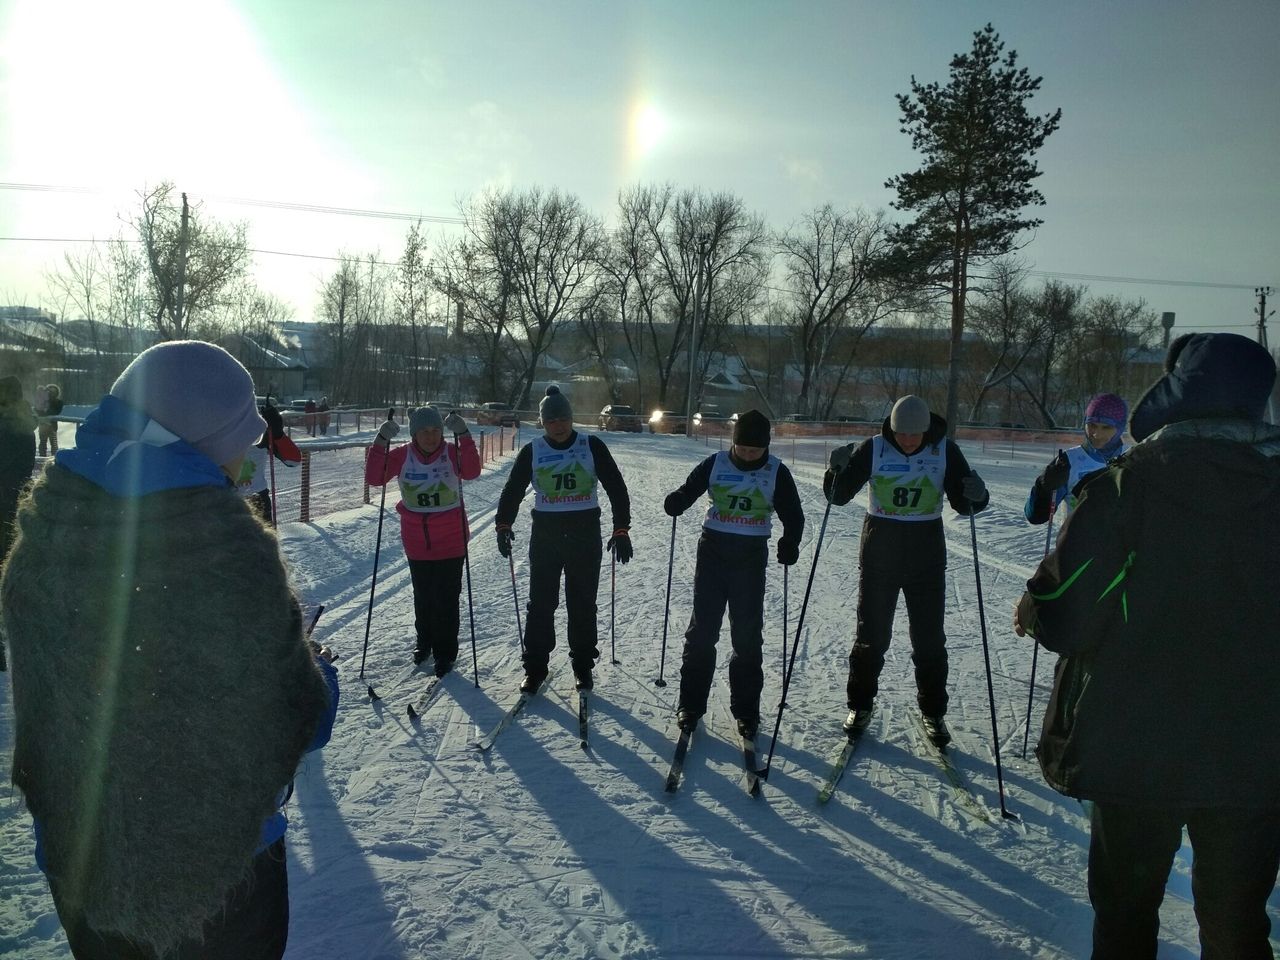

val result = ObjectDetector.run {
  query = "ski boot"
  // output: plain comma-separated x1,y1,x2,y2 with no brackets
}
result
842,705,874,739
921,713,952,748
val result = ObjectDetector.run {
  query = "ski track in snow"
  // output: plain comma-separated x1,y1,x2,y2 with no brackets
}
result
2,426,1276,958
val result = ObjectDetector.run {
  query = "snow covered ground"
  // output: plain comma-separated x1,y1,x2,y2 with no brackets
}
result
3,426,1278,958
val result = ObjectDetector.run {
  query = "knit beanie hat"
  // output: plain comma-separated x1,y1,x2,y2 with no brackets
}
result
889,395,931,434
1083,393,1128,431
109,340,266,467
410,406,444,433
733,409,771,447
539,385,573,422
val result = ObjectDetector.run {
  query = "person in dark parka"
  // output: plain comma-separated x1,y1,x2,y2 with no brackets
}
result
824,395,988,746
1015,332,1280,960
662,410,804,738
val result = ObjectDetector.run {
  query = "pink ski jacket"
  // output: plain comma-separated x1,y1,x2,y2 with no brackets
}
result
365,434,481,561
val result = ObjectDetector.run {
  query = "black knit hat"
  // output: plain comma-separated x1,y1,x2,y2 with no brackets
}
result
733,409,771,447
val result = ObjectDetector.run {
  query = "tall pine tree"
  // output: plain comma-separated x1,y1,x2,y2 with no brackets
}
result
886,24,1061,435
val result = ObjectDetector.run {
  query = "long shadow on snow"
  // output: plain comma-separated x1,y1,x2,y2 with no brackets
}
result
286,751,408,960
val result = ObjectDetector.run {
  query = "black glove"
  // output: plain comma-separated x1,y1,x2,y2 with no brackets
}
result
663,492,684,518
1040,449,1070,491
961,473,987,503
829,444,854,472
607,529,633,564
777,537,800,566
496,525,515,558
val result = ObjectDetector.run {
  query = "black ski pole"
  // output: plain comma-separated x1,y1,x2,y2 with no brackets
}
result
762,491,835,778
264,390,278,528
361,408,394,699
782,563,789,678
454,433,481,689
654,515,677,688
508,549,525,654
970,505,1018,821
610,547,618,664
1021,512,1054,759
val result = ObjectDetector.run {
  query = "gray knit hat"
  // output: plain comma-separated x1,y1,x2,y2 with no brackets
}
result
889,395,931,434
110,340,266,467
410,406,444,433
539,385,572,422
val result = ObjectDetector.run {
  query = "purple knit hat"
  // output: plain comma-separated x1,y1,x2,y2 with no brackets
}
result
1083,393,1128,431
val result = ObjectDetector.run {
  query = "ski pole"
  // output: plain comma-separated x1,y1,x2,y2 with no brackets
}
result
454,434,481,689
970,504,1018,821
610,547,618,665
654,515,677,688
360,408,395,699
762,491,835,778
264,391,278,528
782,563,789,678
1021,512,1054,759
508,549,525,654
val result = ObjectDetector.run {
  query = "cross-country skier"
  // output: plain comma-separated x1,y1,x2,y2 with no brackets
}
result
1015,333,1280,959
1025,392,1128,525
366,405,480,676
0,340,338,959
238,399,302,524
662,409,804,738
824,395,988,746
495,386,631,693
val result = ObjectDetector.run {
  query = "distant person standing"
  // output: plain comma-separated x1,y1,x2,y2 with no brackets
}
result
303,398,318,437
1025,392,1128,525
35,383,63,458
495,386,632,693
1015,333,1280,959
317,397,331,435
824,395,989,746
366,406,480,675
662,410,804,738
0,375,36,563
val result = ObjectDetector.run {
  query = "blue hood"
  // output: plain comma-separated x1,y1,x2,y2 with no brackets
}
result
57,395,231,497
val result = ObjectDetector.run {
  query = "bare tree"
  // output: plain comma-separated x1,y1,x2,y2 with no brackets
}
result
776,206,896,415
1012,279,1084,427
966,257,1039,420
136,183,250,340
395,221,432,404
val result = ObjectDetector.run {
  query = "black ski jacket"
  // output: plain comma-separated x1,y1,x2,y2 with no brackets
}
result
1017,418,1280,806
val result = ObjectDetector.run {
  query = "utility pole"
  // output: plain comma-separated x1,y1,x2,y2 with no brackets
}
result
683,235,709,437
1256,286,1272,350
174,192,190,335
1257,287,1275,424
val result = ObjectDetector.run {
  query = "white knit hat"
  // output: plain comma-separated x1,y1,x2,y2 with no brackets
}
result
110,341,266,467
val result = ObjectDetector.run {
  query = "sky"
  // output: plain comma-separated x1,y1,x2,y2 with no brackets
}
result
1,0,1276,340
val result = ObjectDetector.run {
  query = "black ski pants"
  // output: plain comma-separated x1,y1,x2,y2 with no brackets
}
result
408,556,465,665
678,530,768,723
847,515,949,717
1088,801,1280,959
523,512,602,675
54,838,290,960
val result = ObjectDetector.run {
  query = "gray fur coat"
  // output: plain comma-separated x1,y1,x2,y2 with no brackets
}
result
2,464,331,954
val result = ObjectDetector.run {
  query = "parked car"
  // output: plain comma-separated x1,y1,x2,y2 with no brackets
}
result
426,399,460,412
648,410,687,435
598,404,641,432
781,414,815,423
692,405,726,429
477,401,518,426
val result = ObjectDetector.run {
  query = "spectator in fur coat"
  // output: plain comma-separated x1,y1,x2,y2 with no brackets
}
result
1,341,338,960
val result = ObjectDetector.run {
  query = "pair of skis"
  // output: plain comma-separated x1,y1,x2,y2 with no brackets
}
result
815,715,992,823
663,726,763,796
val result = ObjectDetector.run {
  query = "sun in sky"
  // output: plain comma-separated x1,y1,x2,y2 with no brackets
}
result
626,98,669,172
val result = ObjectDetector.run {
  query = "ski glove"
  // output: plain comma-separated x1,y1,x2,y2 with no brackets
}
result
662,492,685,517
1040,449,1070,491
443,412,468,435
962,473,987,503
496,524,515,558
376,419,400,447
606,529,633,564
829,444,854,473
777,537,800,566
